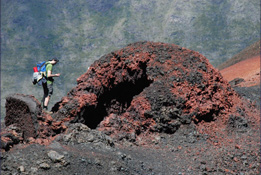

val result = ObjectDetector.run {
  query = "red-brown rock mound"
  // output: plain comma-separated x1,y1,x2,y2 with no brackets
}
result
52,41,255,142
5,94,43,139
1,94,65,150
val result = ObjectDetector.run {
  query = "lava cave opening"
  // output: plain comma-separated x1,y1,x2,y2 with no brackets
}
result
82,74,153,129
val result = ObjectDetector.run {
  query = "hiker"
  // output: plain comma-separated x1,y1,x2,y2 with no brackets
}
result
42,58,60,113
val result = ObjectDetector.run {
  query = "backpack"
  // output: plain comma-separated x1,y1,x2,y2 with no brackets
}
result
37,61,47,72
32,61,47,86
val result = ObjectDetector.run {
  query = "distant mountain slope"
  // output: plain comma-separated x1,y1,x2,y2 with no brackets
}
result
220,55,260,87
218,40,260,70
1,0,260,118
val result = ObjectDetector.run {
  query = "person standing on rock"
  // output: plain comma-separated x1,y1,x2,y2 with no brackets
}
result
42,58,60,113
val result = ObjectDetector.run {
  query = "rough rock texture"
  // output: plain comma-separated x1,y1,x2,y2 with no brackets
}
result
52,41,257,142
232,85,260,108
5,94,42,139
1,42,260,174
59,123,115,149
1,94,66,150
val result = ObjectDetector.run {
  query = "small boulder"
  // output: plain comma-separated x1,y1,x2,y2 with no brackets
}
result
47,150,64,163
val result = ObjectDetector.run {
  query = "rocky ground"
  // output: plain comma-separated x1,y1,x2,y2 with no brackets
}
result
1,116,260,175
1,42,260,175
232,85,260,109
1,117,260,175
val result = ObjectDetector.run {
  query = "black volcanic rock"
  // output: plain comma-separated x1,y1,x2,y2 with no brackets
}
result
51,41,257,144
1,42,260,175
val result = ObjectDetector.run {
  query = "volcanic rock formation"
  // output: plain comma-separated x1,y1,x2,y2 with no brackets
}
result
2,41,259,147
2,42,260,175
2,94,65,150
50,41,256,143
5,94,43,139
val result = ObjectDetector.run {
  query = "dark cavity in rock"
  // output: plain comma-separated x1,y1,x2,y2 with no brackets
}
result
80,63,153,129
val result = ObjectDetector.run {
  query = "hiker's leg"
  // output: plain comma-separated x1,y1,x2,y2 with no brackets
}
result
44,95,50,107
44,83,53,108
42,83,48,108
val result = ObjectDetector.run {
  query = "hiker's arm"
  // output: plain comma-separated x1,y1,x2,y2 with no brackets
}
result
47,70,60,77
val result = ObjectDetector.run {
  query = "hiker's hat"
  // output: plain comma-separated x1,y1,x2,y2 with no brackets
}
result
50,57,59,63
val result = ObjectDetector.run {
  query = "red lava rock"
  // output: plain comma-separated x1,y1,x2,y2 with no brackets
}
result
4,94,42,139
2,41,259,150
235,145,241,149
50,41,258,143
1,94,65,150
233,157,239,162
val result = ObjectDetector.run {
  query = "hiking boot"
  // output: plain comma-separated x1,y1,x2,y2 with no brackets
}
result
43,109,53,114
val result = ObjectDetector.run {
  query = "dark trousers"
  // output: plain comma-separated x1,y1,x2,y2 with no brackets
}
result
42,83,53,107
